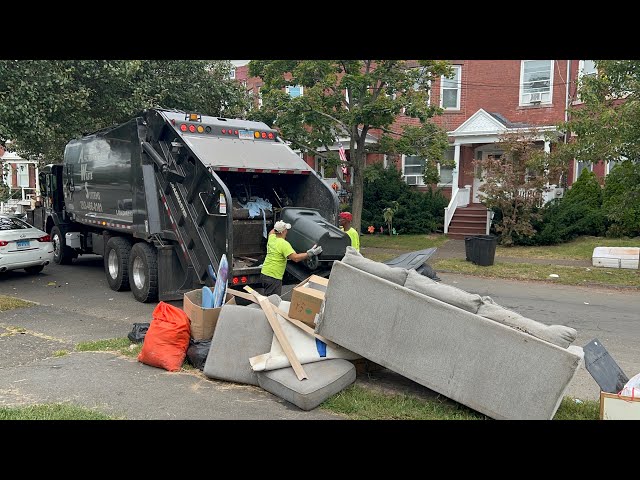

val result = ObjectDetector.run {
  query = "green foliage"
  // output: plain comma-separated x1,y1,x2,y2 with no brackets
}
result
0,60,250,164
553,61,640,168
534,169,606,245
246,60,452,231
602,160,640,237
362,163,447,234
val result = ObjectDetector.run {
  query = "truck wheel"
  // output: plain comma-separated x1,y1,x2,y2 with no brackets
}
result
128,242,158,303
104,237,132,291
51,226,75,265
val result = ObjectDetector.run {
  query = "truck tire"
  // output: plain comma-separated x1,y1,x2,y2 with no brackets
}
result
104,237,132,291
128,242,158,303
51,226,75,265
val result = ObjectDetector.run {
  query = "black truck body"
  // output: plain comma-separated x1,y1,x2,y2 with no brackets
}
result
30,109,346,302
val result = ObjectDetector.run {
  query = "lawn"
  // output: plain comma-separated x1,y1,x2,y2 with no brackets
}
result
496,235,640,261
360,233,449,251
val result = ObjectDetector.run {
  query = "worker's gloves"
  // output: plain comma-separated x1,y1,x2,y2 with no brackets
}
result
307,245,323,257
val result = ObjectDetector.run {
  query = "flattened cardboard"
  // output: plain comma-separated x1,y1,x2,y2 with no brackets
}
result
600,391,640,420
183,289,235,341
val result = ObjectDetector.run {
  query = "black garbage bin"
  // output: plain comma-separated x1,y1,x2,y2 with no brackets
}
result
464,236,476,262
470,234,497,266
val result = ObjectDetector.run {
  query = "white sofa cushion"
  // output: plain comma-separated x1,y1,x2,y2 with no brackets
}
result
341,246,408,285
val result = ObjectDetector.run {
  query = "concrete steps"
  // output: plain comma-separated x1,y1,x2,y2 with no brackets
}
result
447,205,488,240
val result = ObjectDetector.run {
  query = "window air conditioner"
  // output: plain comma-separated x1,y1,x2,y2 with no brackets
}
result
528,92,542,103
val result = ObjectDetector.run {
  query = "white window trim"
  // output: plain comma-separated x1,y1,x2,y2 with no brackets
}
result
440,65,461,110
17,164,30,188
229,68,236,80
519,60,554,107
402,154,425,186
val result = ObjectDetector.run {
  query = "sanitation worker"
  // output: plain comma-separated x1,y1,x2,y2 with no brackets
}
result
338,211,360,252
260,220,323,296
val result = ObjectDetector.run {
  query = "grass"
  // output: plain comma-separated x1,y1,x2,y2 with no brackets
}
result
0,295,33,312
496,236,640,261
321,385,599,420
53,350,69,357
360,234,449,251
433,258,640,288
0,403,116,420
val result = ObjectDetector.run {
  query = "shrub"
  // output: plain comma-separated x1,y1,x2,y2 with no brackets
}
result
603,160,640,237
534,169,606,244
362,163,447,234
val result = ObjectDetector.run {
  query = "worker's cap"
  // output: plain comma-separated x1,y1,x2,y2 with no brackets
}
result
274,220,292,233
339,212,353,221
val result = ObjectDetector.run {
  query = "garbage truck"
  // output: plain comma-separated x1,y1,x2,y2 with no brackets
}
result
28,108,350,302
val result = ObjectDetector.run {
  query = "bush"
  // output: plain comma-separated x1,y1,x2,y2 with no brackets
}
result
603,160,640,237
533,169,606,245
362,163,447,234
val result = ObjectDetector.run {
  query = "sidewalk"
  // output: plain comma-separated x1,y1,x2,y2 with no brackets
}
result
431,239,592,268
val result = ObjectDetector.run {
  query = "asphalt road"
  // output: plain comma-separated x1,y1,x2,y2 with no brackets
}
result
1,255,639,418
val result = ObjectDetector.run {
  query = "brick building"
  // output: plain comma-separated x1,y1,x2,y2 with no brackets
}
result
0,143,40,214
232,60,601,237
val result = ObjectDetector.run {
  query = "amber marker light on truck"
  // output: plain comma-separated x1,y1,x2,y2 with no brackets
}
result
254,131,260,139
197,125,204,133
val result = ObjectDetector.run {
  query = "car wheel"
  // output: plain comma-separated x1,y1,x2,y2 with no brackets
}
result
51,226,75,265
104,237,132,291
24,265,44,274
128,242,158,303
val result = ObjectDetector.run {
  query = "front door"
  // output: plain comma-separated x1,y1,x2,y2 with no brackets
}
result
473,151,503,203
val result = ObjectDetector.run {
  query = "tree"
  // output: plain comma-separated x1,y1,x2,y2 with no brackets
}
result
551,60,640,234
0,60,250,164
478,129,565,246
247,60,452,232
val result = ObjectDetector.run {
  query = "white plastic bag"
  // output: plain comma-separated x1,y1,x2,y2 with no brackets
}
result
619,372,640,399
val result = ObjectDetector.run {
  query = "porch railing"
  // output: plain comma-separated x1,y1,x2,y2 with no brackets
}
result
443,186,470,234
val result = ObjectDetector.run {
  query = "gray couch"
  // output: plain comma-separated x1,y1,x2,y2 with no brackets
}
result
316,249,584,420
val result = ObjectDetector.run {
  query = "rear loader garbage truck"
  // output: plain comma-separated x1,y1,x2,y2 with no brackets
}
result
29,108,349,302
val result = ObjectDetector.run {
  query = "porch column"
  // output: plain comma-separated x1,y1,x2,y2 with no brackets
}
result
452,143,461,190
544,140,550,154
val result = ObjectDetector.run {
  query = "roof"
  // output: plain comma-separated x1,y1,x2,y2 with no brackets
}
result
487,112,534,129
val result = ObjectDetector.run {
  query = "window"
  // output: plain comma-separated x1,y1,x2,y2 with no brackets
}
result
579,60,597,78
520,60,553,105
403,155,425,185
229,68,236,80
440,65,461,110
438,147,454,185
0,216,30,230
18,164,29,187
285,85,303,98
254,86,263,109
575,160,592,181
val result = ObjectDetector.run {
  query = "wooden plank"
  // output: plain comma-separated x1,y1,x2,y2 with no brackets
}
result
244,286,307,381
272,306,339,350
227,288,258,303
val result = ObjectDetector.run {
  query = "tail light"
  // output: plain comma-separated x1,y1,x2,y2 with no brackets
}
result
0,240,8,246
37,235,51,242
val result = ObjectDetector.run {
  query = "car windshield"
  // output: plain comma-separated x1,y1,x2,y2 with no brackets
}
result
0,216,31,230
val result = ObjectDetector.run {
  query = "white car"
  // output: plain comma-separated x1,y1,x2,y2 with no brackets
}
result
0,214,54,274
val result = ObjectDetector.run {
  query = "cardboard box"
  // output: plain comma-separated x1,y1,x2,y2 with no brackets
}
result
288,275,329,327
183,289,236,341
600,391,640,420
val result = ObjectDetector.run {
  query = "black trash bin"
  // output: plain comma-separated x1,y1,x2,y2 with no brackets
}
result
464,236,476,262
471,234,497,266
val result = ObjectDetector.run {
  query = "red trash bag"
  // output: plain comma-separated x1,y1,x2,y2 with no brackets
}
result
138,302,191,372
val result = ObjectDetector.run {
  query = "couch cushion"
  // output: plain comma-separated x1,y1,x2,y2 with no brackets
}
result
404,269,483,314
477,296,577,348
203,305,274,386
341,246,408,285
256,358,356,411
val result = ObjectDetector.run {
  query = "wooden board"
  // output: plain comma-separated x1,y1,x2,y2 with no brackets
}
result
600,391,640,420
244,286,308,381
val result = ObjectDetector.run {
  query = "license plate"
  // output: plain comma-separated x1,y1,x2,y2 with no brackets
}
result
238,129,254,140
16,240,30,249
